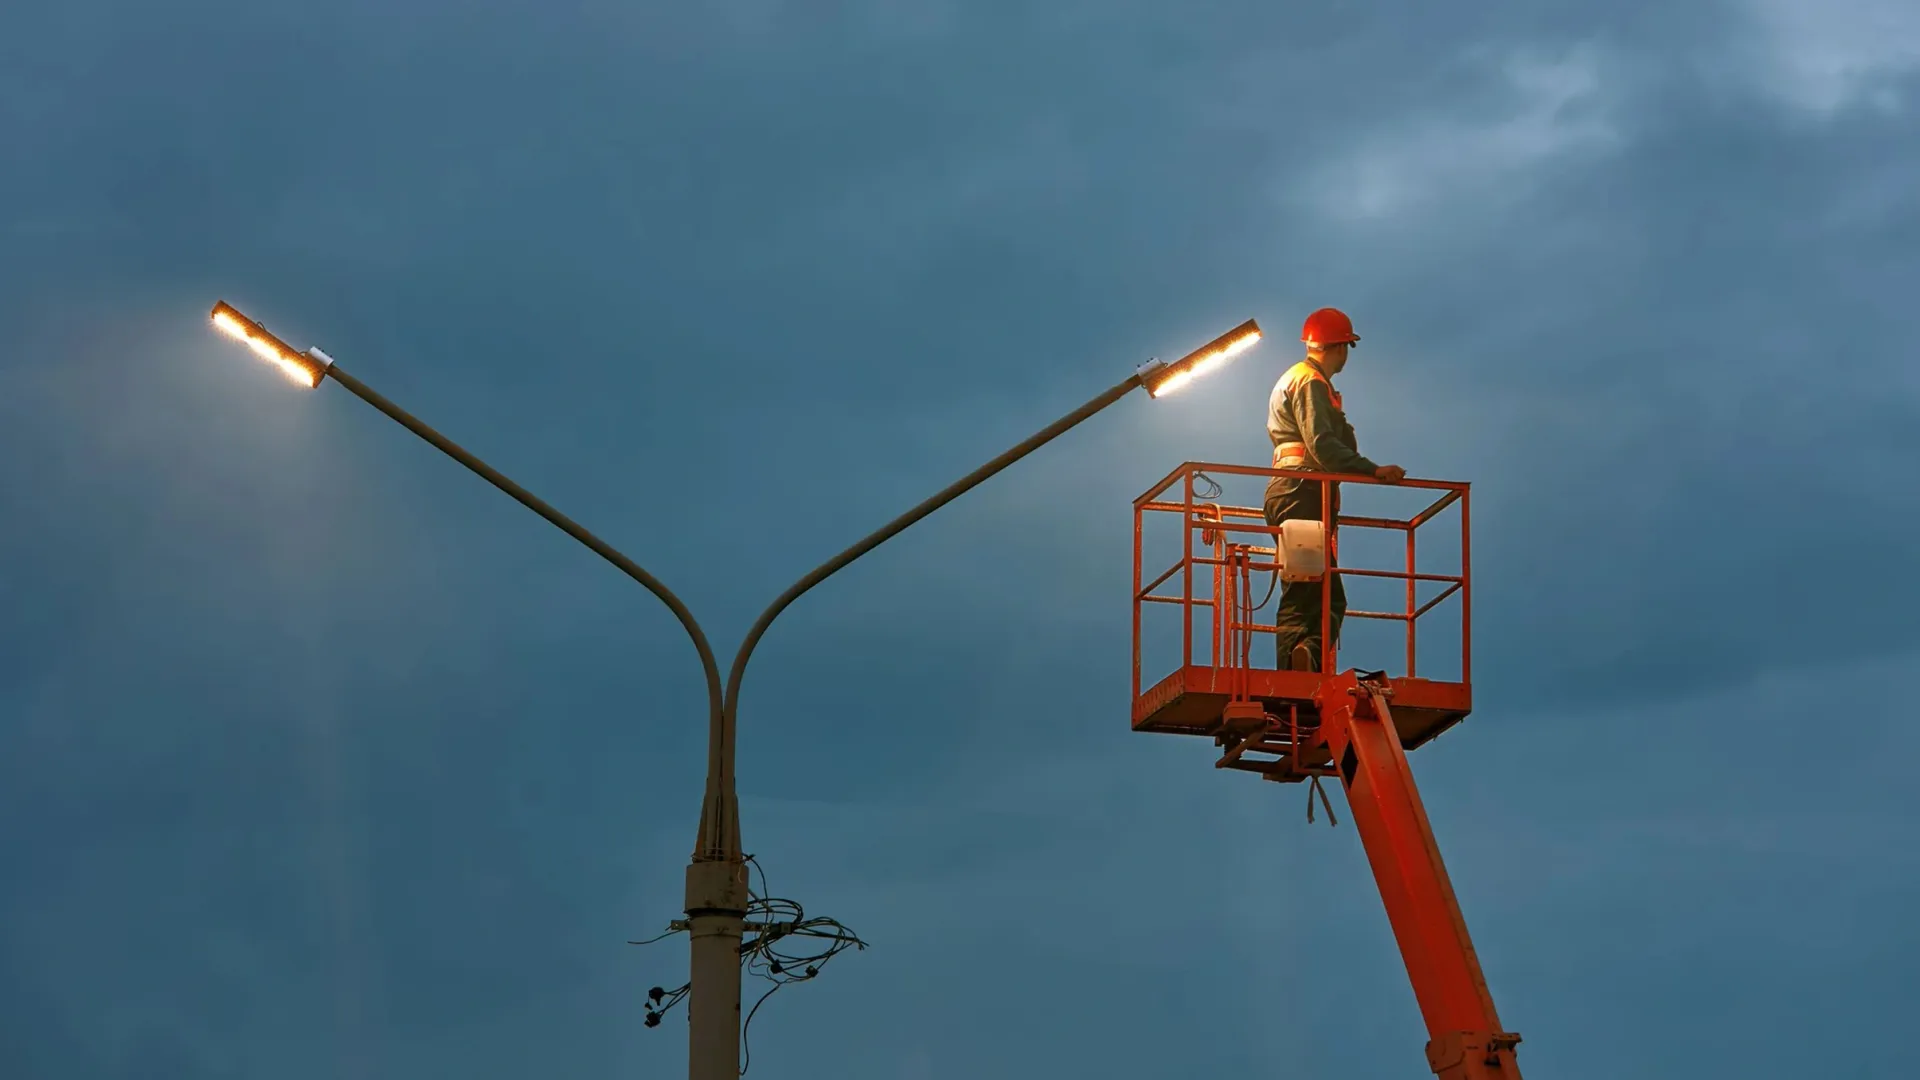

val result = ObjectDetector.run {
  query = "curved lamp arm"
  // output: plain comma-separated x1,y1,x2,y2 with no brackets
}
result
207,302,726,739
692,372,1144,861
326,363,727,723
696,318,1262,861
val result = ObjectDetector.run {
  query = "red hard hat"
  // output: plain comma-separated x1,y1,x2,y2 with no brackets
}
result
1301,307,1359,347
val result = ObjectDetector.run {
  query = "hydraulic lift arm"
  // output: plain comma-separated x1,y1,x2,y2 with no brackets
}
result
1314,672,1523,1079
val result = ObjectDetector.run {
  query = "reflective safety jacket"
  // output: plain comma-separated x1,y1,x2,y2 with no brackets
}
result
1266,359,1378,476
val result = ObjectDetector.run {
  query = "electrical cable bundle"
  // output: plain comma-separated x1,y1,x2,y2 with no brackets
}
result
630,853,866,1074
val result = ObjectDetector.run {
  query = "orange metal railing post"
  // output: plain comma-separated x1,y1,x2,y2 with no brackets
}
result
1182,470,1195,673
1132,500,1143,702
1321,477,1335,675
1214,539,1225,676
1460,487,1472,684
1406,527,1417,677
1238,550,1254,696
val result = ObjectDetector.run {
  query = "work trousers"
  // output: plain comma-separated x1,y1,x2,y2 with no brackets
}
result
1264,477,1344,672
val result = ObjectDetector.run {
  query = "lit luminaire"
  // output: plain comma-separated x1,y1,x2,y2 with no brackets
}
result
1141,319,1263,398
209,301,330,389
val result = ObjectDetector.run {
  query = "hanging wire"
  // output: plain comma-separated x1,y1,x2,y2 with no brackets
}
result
1249,562,1279,613
630,919,692,1029
1194,467,1275,617
738,854,867,1075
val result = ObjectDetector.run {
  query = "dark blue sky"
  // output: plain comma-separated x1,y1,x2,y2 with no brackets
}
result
4,2,1918,1078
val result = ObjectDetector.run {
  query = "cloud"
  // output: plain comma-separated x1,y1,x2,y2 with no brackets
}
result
617,0,959,42
1292,44,1623,222
1729,0,1920,117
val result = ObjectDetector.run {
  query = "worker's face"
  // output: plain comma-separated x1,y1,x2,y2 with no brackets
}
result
1320,341,1350,374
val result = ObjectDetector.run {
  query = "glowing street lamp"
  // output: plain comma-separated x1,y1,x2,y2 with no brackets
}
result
1138,318,1263,397
209,302,334,389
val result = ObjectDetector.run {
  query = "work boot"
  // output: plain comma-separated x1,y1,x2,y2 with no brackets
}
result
1290,643,1315,672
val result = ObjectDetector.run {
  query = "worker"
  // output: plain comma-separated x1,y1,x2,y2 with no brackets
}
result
1265,307,1406,672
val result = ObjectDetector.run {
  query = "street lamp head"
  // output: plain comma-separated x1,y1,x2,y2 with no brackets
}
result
1140,319,1263,398
209,301,332,389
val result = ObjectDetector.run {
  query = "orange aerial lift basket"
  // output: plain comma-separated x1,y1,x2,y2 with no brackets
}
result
1131,461,1523,1080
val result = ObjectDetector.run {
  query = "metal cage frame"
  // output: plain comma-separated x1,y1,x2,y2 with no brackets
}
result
1130,461,1474,752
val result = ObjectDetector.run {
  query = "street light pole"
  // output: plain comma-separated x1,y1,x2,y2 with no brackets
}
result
687,320,1265,1080
209,301,1260,1080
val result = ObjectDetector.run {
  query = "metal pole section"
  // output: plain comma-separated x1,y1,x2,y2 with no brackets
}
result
677,372,1142,1079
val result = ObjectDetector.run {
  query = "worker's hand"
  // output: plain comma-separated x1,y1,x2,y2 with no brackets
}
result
1374,465,1407,484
